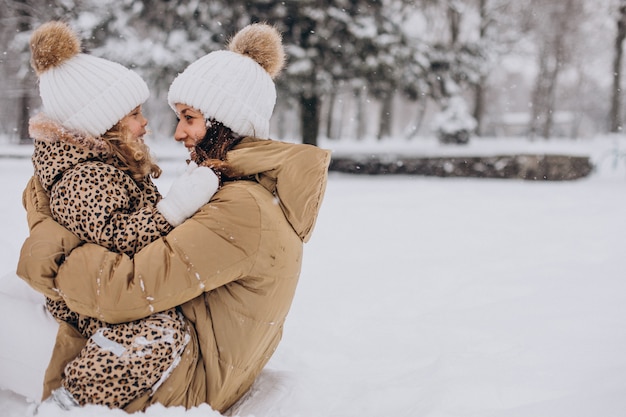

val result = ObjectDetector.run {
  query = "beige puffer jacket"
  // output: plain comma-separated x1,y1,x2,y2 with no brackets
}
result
17,137,331,413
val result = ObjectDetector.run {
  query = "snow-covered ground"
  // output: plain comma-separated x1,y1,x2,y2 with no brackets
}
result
1,135,626,417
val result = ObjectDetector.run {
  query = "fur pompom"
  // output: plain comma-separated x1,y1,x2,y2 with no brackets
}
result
30,21,81,75
228,23,285,79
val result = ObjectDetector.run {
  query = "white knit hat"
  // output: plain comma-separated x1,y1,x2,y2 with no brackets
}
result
168,24,285,139
30,21,149,137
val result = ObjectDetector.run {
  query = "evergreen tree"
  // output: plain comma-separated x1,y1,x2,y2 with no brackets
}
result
229,0,416,145
72,0,232,137
411,0,485,143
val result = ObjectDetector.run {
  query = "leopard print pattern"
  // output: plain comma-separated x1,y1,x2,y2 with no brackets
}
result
46,297,79,326
30,117,186,407
46,297,109,339
63,308,189,409
51,160,172,257
33,139,172,257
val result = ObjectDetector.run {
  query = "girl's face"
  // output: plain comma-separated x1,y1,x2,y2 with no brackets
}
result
174,103,206,154
119,106,148,143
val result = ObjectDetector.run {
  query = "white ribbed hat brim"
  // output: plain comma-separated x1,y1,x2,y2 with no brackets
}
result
39,54,149,137
168,51,276,139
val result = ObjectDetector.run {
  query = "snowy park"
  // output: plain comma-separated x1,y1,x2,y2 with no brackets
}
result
2,0,626,415
1,135,625,417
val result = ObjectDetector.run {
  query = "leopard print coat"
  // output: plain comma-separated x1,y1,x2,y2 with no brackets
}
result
29,113,172,256
28,114,188,408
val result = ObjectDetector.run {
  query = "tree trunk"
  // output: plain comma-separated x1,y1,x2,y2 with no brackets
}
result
610,1,626,133
530,9,567,140
275,100,286,140
542,64,559,139
326,89,336,140
18,89,31,144
377,93,393,140
16,0,33,144
531,50,562,140
473,77,485,137
300,94,320,146
406,99,428,140
355,88,366,140
529,48,549,139
447,1,461,45
473,0,487,137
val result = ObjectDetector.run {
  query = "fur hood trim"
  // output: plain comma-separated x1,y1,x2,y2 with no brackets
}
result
29,113,112,191
29,113,110,153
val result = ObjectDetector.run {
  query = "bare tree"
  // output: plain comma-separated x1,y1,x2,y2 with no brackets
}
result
472,0,488,136
0,0,36,142
610,0,626,133
527,0,586,139
471,0,516,136
15,0,33,143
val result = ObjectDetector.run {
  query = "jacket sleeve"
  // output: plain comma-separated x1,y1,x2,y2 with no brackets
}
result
55,183,262,324
16,177,82,300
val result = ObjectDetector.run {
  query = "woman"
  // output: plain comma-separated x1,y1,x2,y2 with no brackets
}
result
17,23,330,413
24,21,219,409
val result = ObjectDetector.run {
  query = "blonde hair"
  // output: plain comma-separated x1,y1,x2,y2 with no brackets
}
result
102,122,161,182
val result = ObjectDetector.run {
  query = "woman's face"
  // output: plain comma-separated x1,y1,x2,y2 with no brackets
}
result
119,106,148,143
174,103,206,154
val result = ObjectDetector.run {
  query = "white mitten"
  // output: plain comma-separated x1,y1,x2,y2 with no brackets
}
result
157,162,219,227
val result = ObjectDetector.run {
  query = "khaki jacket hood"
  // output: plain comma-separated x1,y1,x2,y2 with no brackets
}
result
229,138,331,242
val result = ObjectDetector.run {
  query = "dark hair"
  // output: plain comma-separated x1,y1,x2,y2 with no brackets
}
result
192,119,243,182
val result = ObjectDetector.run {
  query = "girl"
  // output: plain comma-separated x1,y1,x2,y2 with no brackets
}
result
27,21,218,409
